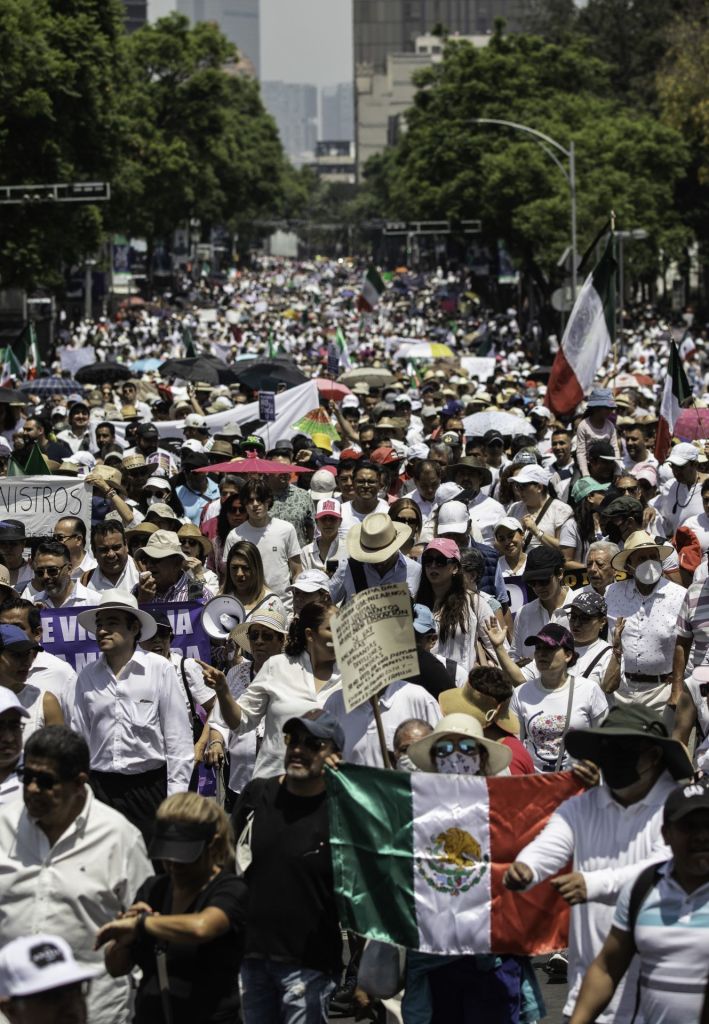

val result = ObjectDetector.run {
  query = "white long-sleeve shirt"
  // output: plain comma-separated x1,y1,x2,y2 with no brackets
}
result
515,771,675,1023
71,649,194,794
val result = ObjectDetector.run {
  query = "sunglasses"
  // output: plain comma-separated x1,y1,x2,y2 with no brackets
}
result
181,538,201,547
18,766,61,790
283,732,327,752
35,566,66,578
394,516,419,526
248,628,280,642
432,738,479,757
423,554,453,568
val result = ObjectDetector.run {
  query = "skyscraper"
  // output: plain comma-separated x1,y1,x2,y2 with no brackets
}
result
261,82,318,164
321,83,354,142
353,0,529,71
177,0,260,75
123,0,148,32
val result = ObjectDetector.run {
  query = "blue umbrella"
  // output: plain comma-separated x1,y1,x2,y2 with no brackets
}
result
19,378,85,398
131,358,162,372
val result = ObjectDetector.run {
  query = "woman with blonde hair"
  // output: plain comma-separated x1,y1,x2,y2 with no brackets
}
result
96,792,246,1024
221,540,273,613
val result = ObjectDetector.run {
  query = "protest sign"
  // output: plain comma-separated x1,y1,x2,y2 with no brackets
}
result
460,356,496,381
57,347,95,376
39,600,211,673
258,391,276,422
332,583,418,713
0,475,92,539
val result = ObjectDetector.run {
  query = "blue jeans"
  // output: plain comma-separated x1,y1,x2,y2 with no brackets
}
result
239,958,338,1024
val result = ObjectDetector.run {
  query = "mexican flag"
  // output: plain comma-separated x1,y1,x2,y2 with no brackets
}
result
655,340,691,461
0,346,23,386
15,323,41,380
334,327,351,369
546,236,616,416
357,265,385,313
327,764,581,956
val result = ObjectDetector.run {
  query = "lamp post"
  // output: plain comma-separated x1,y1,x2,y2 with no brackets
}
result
472,118,577,303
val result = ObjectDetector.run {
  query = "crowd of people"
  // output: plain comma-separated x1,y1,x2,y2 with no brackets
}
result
0,258,708,1024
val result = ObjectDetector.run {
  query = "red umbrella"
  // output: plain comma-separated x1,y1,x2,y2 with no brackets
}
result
193,454,310,475
314,378,351,402
674,408,709,442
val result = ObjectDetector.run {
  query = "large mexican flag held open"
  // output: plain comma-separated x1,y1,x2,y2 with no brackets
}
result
327,764,582,956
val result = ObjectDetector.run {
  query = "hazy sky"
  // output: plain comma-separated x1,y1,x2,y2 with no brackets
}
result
148,0,353,87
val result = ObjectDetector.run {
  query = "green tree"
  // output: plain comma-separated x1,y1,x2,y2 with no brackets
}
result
0,0,126,290
364,31,689,295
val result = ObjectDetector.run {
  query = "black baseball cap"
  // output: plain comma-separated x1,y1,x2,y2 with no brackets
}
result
284,709,345,752
522,545,565,581
483,429,505,446
524,623,577,664
664,779,709,825
588,440,616,461
0,520,26,542
136,423,159,439
602,495,643,518
149,818,217,863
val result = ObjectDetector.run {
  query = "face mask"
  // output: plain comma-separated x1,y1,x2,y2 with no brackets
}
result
434,750,481,775
634,559,662,586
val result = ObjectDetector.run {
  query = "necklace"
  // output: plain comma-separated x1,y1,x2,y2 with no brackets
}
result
673,479,698,514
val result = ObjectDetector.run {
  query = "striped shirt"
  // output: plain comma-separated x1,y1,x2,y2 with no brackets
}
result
613,859,709,1023
677,577,709,669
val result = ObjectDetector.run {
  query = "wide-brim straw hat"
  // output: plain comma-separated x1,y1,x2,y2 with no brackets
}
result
439,685,520,737
610,530,674,572
177,523,213,558
407,713,512,775
346,512,410,563
78,590,157,641
232,595,288,655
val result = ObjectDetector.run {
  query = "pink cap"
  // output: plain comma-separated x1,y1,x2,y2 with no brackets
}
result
424,538,461,561
632,461,658,486
315,498,342,520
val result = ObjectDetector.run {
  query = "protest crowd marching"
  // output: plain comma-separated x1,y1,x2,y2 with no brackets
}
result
1,256,709,1024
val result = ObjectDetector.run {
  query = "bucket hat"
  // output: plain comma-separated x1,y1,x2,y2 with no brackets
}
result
565,705,693,780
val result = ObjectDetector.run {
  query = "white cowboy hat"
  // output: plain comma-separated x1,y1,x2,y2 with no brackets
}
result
407,713,512,775
233,596,288,655
346,512,410,564
610,530,674,572
78,590,157,641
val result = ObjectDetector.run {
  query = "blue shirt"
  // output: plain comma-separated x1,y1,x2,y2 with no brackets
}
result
329,551,421,604
176,479,220,525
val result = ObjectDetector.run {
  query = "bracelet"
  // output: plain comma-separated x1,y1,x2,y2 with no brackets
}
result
136,910,151,937
207,740,224,750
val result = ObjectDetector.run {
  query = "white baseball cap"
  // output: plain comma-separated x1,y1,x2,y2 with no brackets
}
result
181,439,206,454
309,469,337,499
436,500,470,535
667,442,700,467
433,482,463,506
0,934,97,998
494,516,524,535
341,395,360,411
0,688,29,718
289,568,330,593
185,413,208,430
513,464,551,486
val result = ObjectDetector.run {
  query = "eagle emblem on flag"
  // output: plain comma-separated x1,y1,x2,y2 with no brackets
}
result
416,827,489,895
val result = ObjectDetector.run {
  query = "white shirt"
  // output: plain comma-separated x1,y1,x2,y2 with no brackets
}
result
236,650,342,779
168,651,213,710
329,551,421,604
86,556,140,593
655,477,704,536
409,488,434,520
224,517,300,608
14,683,45,742
511,589,575,661
23,579,102,609
71,649,194,793
605,577,687,679
681,511,709,553
339,498,389,536
0,787,153,1024
467,492,506,545
70,549,98,581
210,661,259,793
515,771,675,1022
300,536,347,572
507,498,573,549
27,650,77,724
573,637,613,689
323,680,441,766
431,591,499,676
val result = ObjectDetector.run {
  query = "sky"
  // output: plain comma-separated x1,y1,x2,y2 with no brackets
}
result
148,0,353,88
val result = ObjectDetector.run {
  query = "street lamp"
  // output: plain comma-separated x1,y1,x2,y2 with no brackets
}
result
472,118,577,302
615,229,648,333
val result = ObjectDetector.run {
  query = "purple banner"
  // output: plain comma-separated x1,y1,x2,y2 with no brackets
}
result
39,601,211,673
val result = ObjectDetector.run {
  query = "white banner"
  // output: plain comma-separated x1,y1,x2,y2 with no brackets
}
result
460,356,496,381
0,475,92,538
57,347,95,376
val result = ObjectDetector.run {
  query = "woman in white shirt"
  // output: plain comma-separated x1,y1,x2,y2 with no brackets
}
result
415,538,498,676
299,498,347,573
199,597,340,779
493,516,527,576
508,464,573,551
486,620,608,772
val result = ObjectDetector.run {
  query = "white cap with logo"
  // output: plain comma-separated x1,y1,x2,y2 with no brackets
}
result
0,934,96,998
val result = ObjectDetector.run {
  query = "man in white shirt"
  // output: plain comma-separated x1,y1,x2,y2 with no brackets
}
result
654,442,705,537
338,461,389,535
0,520,33,591
0,725,153,1024
71,592,193,841
504,705,693,1024
22,540,101,610
85,521,139,593
52,517,96,581
0,688,27,805
447,457,505,545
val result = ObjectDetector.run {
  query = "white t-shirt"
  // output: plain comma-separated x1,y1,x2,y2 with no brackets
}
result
224,517,300,606
508,498,573,548
509,673,608,771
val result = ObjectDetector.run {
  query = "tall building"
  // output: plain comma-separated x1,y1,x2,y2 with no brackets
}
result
321,83,354,142
123,0,148,32
261,81,318,165
177,0,260,75
353,0,529,71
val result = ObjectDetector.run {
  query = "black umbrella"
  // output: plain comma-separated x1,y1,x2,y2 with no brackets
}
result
159,355,240,386
75,362,134,385
0,387,29,404
230,357,306,390
19,378,85,398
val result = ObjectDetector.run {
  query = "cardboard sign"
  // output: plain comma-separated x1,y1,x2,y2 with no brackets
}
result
0,476,92,539
332,583,418,712
258,391,276,422
39,600,211,673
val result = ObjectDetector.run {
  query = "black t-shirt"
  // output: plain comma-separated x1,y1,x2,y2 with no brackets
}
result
132,869,247,1024
232,776,342,976
405,648,457,698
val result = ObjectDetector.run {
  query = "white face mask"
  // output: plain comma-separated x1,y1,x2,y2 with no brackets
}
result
634,559,662,586
434,750,482,775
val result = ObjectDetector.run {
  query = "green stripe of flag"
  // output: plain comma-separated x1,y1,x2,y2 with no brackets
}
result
327,764,418,948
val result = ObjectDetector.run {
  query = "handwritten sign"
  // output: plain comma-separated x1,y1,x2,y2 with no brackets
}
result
332,583,418,712
258,391,276,422
0,476,92,539
39,600,211,673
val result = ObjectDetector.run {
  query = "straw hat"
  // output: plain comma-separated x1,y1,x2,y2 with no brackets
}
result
78,590,157,641
439,685,520,736
346,512,410,563
610,530,673,572
232,595,288,655
407,714,512,775
178,523,213,558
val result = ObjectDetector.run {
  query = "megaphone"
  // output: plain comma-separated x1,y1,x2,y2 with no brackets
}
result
200,595,246,640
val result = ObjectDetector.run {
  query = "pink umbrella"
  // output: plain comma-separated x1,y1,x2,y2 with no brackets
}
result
193,454,310,475
314,378,351,402
674,408,709,442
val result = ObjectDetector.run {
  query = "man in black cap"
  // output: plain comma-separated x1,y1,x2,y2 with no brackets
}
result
587,440,620,487
135,422,177,476
569,776,709,1024
511,546,573,661
233,710,344,1024
0,521,32,591
504,705,694,1024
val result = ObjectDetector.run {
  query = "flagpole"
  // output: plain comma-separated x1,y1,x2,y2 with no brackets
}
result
370,696,392,769
609,212,619,388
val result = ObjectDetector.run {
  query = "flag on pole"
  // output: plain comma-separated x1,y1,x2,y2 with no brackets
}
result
334,328,351,370
182,326,197,358
15,323,40,380
267,334,281,358
327,763,582,956
546,236,616,416
8,443,52,477
0,346,24,386
357,266,385,313
655,340,691,462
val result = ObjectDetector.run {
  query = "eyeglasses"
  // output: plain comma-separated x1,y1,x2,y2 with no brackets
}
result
0,720,24,737
283,731,327,752
35,565,66,578
18,766,61,790
432,738,479,757
422,554,453,568
355,479,379,489
248,629,280,642
52,533,78,543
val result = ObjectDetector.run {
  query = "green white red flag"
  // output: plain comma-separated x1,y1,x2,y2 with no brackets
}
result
327,763,582,955
655,341,691,461
546,237,616,416
357,265,385,313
